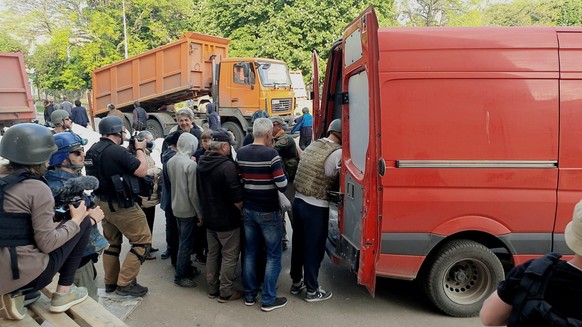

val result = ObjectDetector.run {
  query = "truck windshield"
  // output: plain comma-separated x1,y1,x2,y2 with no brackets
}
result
257,62,291,86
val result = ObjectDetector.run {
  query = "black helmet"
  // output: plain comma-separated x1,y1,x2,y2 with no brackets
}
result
0,123,57,164
99,116,124,135
328,119,341,134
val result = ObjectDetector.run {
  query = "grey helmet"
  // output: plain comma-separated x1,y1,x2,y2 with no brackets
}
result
327,119,341,135
99,116,124,135
50,109,69,126
0,123,57,164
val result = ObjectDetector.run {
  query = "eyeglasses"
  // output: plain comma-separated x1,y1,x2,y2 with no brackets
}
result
70,149,84,156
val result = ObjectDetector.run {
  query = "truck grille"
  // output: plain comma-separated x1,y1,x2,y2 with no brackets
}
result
271,98,292,112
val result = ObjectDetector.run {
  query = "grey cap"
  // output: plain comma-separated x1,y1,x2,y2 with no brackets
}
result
269,116,284,126
0,123,57,165
302,107,309,114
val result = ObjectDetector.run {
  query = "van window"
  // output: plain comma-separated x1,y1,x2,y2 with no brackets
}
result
348,70,369,174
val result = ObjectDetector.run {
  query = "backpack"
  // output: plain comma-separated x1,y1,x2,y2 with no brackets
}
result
508,252,582,327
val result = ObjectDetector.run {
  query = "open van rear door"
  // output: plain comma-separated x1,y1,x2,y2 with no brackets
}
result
340,6,381,295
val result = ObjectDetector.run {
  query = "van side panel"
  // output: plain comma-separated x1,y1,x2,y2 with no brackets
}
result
375,28,560,277
556,32,582,254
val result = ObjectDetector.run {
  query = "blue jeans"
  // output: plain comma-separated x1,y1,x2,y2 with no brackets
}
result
175,217,195,281
242,209,282,305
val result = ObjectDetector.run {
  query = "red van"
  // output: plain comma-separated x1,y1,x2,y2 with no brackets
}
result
318,6,582,317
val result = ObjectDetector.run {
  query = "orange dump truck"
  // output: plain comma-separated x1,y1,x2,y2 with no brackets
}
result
0,52,36,130
91,32,295,141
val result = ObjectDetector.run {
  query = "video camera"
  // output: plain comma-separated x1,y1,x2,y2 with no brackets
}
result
128,133,153,154
53,176,99,222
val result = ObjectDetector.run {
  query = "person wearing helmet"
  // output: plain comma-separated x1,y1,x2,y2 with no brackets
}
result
291,107,313,150
289,118,342,303
243,110,270,146
85,116,151,297
50,109,73,133
45,132,107,300
0,124,103,320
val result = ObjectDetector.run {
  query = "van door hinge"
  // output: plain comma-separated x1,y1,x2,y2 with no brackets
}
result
342,92,349,104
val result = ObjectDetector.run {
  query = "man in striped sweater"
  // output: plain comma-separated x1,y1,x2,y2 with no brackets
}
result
236,117,288,312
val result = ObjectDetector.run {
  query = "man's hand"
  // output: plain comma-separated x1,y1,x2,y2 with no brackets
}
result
88,206,105,225
134,138,147,151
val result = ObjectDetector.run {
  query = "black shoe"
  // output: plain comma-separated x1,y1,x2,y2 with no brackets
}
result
150,248,159,253
261,297,287,312
105,284,117,293
174,278,197,288
195,254,207,265
208,292,220,299
23,291,41,306
161,250,170,260
115,280,148,297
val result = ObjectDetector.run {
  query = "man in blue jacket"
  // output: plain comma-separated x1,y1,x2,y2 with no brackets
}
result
292,107,313,150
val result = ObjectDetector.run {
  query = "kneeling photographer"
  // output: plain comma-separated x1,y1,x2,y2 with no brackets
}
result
0,124,104,321
85,116,152,297
45,132,107,299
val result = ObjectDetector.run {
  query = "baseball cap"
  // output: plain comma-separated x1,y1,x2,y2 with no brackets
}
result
566,200,582,256
212,129,237,146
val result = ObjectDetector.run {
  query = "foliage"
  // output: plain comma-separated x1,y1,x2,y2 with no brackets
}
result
1,0,582,96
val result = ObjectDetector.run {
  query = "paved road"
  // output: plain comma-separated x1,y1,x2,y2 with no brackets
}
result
96,208,482,327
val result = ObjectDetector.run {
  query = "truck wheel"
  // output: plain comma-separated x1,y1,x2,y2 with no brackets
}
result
222,121,245,150
147,119,164,139
423,239,504,317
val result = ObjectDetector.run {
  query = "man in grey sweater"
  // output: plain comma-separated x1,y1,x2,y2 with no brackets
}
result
167,133,203,288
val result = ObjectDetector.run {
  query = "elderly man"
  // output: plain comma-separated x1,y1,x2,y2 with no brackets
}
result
237,118,288,312
175,108,203,141
291,107,313,150
197,129,243,302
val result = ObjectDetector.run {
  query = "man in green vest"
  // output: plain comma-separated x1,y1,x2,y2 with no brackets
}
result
289,119,342,303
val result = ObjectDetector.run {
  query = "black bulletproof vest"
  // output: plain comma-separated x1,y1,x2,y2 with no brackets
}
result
0,171,41,280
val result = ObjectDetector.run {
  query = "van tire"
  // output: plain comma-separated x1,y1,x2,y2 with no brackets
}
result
222,121,245,150
423,239,504,317
147,119,163,139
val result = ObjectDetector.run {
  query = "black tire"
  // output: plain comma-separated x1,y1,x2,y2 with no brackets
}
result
222,121,245,150
423,239,504,317
147,119,164,139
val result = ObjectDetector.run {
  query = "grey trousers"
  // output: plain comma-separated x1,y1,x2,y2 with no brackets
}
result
206,228,241,297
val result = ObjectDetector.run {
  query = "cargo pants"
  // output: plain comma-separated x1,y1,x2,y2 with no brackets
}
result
98,201,152,287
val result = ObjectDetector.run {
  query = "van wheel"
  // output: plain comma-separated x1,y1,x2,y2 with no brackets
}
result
222,121,244,150
147,119,163,139
423,239,504,317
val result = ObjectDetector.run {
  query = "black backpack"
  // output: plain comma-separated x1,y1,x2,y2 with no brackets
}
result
508,252,582,327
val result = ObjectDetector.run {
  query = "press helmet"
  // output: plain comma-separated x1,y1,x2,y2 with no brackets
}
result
50,109,69,126
98,116,124,135
0,123,57,165
327,119,341,135
49,132,83,167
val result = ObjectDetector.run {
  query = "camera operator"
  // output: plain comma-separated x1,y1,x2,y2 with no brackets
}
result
45,132,106,299
0,124,101,321
85,116,151,297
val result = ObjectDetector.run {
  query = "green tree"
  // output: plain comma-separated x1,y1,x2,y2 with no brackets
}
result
398,0,483,26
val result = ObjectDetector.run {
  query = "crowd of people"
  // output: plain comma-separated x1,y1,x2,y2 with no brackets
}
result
0,104,336,320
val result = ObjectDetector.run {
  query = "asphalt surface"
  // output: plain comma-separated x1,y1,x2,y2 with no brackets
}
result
95,207,483,327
